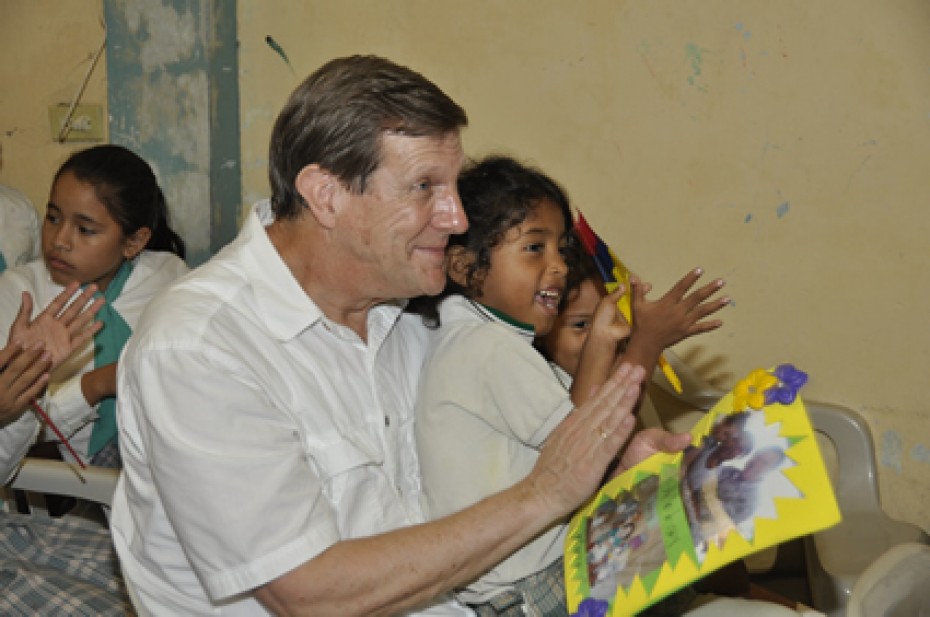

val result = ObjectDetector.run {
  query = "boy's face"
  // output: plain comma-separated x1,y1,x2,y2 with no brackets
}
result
542,276,604,377
473,199,568,335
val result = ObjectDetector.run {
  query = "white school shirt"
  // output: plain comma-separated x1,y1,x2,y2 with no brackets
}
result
111,200,472,616
0,251,189,482
415,295,576,604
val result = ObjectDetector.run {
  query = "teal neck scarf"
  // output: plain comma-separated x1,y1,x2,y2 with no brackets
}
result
87,259,134,457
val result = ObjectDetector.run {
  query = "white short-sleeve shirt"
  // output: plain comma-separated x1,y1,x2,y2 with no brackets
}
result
111,201,471,616
415,295,576,603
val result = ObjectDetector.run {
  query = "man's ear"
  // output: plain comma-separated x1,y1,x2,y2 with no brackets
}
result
122,227,152,260
295,164,338,229
446,245,475,288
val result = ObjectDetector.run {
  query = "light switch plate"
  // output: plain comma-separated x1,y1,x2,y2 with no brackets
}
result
48,104,105,142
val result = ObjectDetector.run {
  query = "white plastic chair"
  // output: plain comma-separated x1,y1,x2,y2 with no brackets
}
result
847,542,930,617
802,404,929,617
4,457,119,514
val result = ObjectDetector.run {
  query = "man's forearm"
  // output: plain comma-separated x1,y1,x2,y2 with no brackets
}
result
255,479,550,616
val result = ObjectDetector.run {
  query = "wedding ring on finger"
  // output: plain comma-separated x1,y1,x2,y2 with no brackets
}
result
596,426,609,440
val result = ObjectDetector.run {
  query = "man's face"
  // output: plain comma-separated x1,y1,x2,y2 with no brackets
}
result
334,132,466,299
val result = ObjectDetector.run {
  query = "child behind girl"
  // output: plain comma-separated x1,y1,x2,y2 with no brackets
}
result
0,145,189,475
413,155,728,616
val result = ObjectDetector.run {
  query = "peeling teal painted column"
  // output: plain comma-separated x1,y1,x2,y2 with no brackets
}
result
104,0,239,266
207,1,240,259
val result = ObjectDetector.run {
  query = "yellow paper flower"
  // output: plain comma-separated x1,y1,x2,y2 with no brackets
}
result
733,368,778,411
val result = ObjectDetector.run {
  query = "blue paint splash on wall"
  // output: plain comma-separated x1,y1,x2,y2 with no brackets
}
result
685,43,707,91
776,201,791,218
911,443,930,464
744,213,753,223
881,430,903,473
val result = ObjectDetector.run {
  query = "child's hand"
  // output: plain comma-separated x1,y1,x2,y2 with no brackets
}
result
0,342,51,419
80,362,118,406
629,268,728,352
570,287,633,406
10,283,105,370
589,286,631,347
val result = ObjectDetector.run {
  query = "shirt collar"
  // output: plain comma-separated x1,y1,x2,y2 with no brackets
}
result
439,294,536,344
239,200,406,346
239,200,323,341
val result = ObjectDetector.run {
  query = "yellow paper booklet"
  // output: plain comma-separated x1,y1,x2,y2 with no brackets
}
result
564,364,841,617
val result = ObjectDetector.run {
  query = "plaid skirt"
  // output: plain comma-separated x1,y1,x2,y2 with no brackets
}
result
0,512,133,616
470,557,568,617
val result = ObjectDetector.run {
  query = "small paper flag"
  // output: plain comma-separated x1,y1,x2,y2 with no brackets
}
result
574,212,683,393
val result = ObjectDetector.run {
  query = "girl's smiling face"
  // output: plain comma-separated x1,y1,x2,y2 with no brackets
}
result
42,170,147,292
459,199,569,335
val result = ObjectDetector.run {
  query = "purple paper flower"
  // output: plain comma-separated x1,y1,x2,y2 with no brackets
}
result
765,364,808,405
572,598,609,617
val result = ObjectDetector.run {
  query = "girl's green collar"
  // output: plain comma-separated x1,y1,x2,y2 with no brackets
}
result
477,302,535,334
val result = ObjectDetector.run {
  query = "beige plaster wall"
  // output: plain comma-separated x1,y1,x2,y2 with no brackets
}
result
238,0,930,530
0,0,108,212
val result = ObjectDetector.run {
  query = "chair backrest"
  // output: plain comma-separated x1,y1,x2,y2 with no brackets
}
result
805,401,882,515
6,457,119,513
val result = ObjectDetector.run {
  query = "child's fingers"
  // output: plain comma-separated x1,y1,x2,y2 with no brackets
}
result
593,287,631,338
685,291,731,329
14,349,52,399
58,284,102,327
0,340,20,371
10,291,35,338
66,296,105,337
596,285,625,315
628,276,648,305
70,320,104,350
664,268,706,300
605,285,625,303
686,317,725,336
41,281,81,319
682,278,727,309
0,345,51,415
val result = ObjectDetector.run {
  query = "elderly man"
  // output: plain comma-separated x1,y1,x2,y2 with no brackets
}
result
110,55,683,616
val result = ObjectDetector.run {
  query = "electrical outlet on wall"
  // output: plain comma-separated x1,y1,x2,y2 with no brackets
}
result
48,104,105,142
